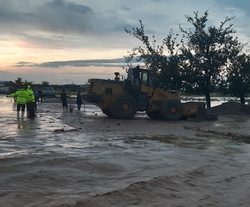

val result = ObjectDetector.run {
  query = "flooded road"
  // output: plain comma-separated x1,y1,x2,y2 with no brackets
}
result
0,95,250,207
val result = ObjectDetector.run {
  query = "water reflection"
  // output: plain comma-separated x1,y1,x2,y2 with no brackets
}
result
17,119,25,129
16,119,38,131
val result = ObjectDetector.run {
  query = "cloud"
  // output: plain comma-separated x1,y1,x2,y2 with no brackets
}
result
0,0,131,49
1,0,250,71
0,0,94,34
1,0,249,52
15,61,37,67
1,0,250,85
14,58,131,68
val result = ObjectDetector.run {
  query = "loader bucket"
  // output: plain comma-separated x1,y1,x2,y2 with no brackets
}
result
182,102,207,120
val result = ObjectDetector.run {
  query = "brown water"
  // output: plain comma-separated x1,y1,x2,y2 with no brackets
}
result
0,95,250,207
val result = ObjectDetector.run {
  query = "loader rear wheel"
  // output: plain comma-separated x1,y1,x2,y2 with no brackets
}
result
111,95,137,119
160,99,183,121
101,109,114,118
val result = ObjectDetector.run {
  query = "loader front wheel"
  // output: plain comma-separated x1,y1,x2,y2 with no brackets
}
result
160,99,183,121
111,95,138,119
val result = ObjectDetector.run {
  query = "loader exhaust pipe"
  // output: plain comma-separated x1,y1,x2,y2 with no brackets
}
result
114,72,120,81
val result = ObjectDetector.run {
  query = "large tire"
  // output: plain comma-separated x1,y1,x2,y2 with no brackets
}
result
111,95,138,119
101,109,114,118
146,110,161,119
160,99,183,121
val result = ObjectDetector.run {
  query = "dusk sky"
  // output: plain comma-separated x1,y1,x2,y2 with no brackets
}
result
1,0,250,84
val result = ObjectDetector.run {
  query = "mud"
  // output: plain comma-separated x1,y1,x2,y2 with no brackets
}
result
0,95,250,207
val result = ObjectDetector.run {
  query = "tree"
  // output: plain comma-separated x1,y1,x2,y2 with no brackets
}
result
14,77,24,89
6,78,34,92
41,81,49,86
24,80,33,88
226,53,250,104
179,10,243,108
124,20,182,89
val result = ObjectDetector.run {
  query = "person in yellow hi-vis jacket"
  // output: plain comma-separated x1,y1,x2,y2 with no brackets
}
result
26,85,36,118
9,86,28,118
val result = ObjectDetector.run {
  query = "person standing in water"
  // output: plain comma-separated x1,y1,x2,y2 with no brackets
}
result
38,89,43,103
76,90,83,111
60,89,68,112
26,85,36,118
9,86,28,119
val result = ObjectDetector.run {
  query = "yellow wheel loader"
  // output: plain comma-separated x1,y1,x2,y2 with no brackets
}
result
83,67,207,120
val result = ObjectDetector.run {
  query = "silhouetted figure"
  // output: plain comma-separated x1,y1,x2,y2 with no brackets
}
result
60,89,68,112
34,89,39,109
76,90,83,111
38,89,43,103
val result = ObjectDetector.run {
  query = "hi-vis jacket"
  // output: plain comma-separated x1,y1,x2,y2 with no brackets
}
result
26,88,35,103
9,89,28,104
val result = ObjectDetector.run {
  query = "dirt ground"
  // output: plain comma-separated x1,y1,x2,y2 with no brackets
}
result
61,102,250,144
54,102,250,207
208,102,250,115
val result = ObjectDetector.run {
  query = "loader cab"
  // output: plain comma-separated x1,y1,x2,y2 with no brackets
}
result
124,67,154,111
126,67,154,96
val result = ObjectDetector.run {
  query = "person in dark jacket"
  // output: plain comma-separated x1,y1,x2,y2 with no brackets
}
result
33,89,39,110
38,89,43,103
76,90,83,111
60,89,68,112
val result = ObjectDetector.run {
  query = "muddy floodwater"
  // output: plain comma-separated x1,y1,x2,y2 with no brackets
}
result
0,95,250,207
